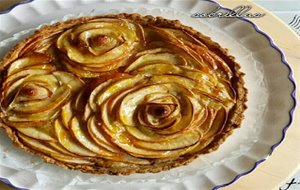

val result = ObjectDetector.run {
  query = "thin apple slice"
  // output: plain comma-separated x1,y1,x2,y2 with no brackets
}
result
63,60,104,78
87,118,152,164
87,116,122,154
83,104,92,121
130,63,182,75
18,133,93,164
4,67,53,87
7,53,52,76
93,75,144,110
198,108,215,134
18,132,62,155
74,89,86,112
50,154,93,165
54,119,96,157
61,101,73,129
134,131,200,150
7,107,59,121
53,71,84,92
187,137,214,155
203,107,228,139
46,141,77,156
88,79,113,111
125,52,185,73
70,116,115,157
17,124,56,141
4,77,28,102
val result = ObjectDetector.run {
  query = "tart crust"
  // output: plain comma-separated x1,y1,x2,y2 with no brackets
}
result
0,13,247,175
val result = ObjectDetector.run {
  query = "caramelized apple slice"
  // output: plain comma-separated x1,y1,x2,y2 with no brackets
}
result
17,124,56,141
18,133,93,165
134,131,200,150
47,141,77,156
92,75,144,110
87,116,150,164
88,79,113,111
4,67,54,87
125,52,185,73
203,107,228,139
53,71,84,92
70,116,115,157
7,53,53,76
54,119,96,157
187,137,214,154
7,108,60,123
129,63,182,75
87,116,123,154
63,61,104,78
61,101,73,129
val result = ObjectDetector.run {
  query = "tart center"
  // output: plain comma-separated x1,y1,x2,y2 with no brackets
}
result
148,104,170,118
94,35,108,45
19,84,50,99
20,86,37,96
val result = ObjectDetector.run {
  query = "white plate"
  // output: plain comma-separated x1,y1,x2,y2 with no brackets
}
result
0,0,296,190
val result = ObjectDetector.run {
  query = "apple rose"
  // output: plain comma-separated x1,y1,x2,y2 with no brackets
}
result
56,18,144,78
53,62,234,162
0,53,84,141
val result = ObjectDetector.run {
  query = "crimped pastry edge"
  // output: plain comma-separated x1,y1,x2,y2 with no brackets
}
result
0,13,248,175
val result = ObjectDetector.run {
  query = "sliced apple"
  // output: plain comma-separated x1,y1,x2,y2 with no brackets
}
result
61,101,73,129
4,67,54,87
74,89,86,112
203,107,228,139
7,108,60,123
93,75,145,110
53,71,84,92
54,119,96,157
125,52,185,73
88,79,113,111
87,116,122,154
18,132,62,155
129,63,182,76
70,116,115,157
7,53,52,76
3,76,28,103
63,61,104,78
187,137,214,155
17,124,56,141
134,131,200,150
46,141,77,156
18,132,92,164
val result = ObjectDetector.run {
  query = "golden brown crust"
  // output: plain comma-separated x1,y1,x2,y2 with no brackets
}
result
0,13,247,175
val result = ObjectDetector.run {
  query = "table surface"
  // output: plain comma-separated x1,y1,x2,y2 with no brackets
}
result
0,0,299,190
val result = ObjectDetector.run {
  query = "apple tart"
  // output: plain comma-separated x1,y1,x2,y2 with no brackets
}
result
0,14,247,175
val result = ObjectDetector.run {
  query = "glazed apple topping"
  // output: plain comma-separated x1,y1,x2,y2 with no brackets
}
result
0,15,242,169
56,18,144,78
